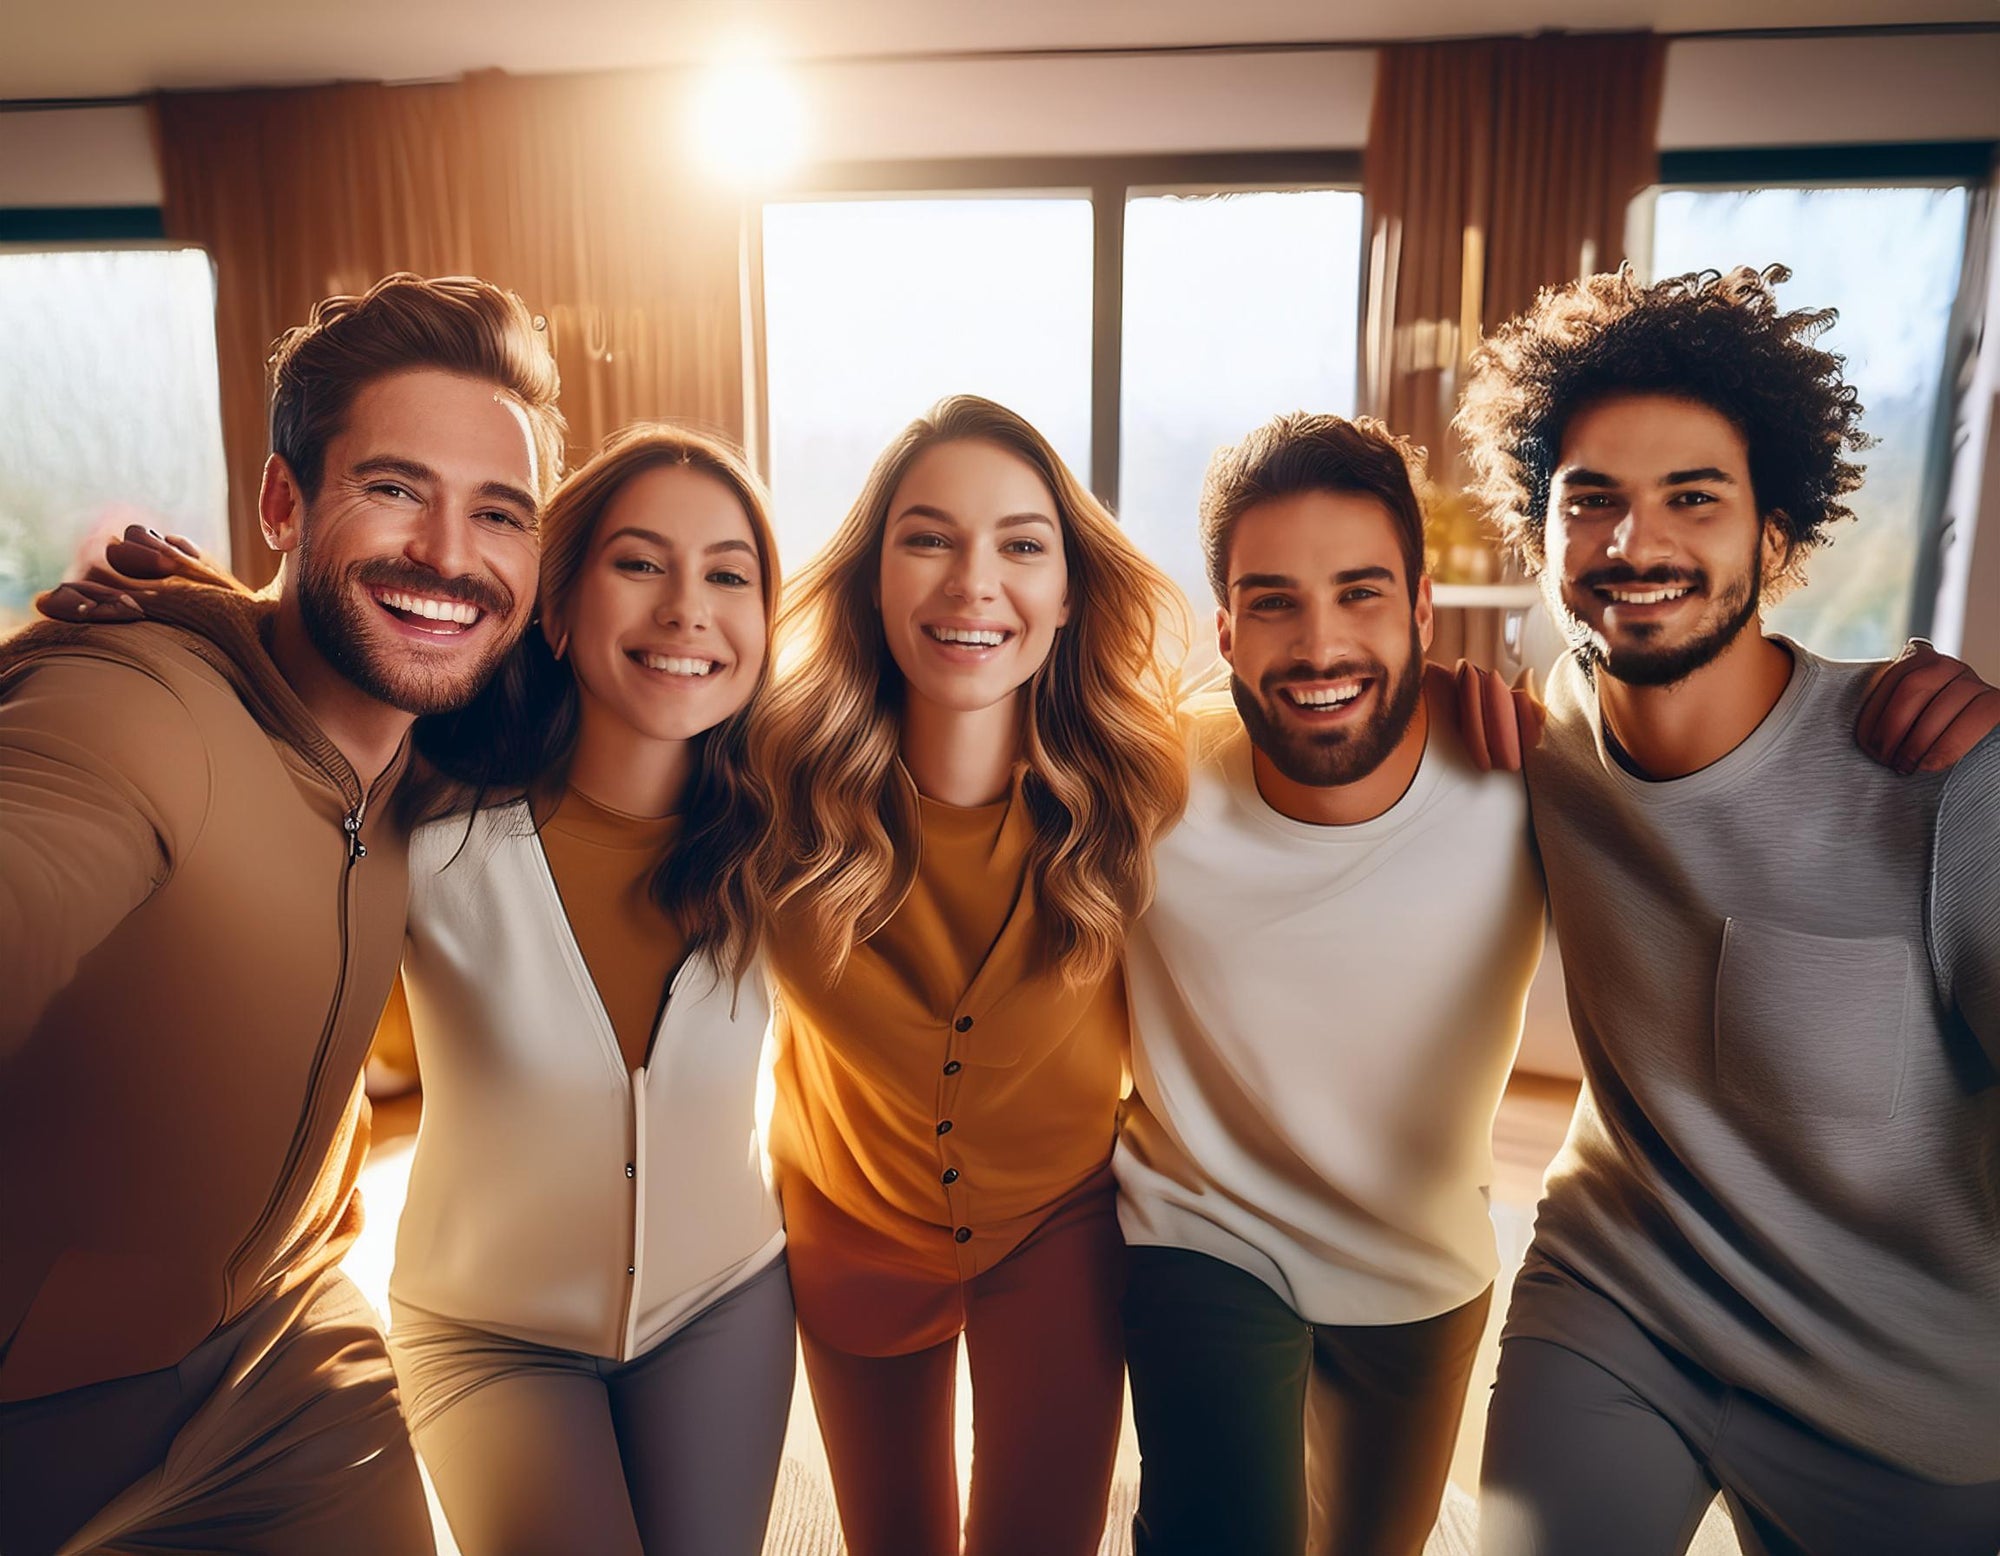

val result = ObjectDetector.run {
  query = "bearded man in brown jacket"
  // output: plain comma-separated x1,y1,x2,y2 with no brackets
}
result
0,274,564,1555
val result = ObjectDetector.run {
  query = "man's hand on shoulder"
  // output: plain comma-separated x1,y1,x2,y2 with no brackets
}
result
37,526,248,624
1857,640,2000,775
1441,658,1547,774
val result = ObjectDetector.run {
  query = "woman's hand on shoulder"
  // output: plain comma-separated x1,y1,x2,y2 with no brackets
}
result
37,525,247,623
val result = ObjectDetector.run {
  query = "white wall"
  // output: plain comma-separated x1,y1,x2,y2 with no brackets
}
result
6,31,2000,208
0,105,159,206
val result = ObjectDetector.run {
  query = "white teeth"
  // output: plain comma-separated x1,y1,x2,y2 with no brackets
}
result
1286,682,1363,709
377,589,480,625
927,627,1007,647
1604,586,1692,605
635,653,718,676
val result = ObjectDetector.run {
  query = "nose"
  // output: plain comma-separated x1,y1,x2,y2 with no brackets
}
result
403,504,479,583
943,542,998,604
1607,499,1677,568
653,564,710,631
1293,597,1354,670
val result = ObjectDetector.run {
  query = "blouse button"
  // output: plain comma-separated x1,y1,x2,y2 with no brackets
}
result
626,1265,636,1276
941,1167,960,1185
954,1227,973,1244
936,1119,953,1136
943,1060,962,1076
954,1015,974,1032
624,1163,636,1178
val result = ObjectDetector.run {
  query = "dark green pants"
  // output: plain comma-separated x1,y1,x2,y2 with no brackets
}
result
1123,1246,1490,1556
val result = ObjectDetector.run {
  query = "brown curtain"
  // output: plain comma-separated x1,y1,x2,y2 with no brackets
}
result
154,69,746,586
1362,32,1666,492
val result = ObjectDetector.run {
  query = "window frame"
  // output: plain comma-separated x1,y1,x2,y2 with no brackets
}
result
1647,140,1994,645
757,151,1365,510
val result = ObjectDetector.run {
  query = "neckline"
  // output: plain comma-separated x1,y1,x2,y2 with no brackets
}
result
1221,716,1442,844
1580,636,1815,803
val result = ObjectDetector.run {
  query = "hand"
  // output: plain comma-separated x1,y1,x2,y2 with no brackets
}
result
1446,658,1547,773
91,525,238,591
35,578,145,623
38,526,245,624
1857,640,2000,775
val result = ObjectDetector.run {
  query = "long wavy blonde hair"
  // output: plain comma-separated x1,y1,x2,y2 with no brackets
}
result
755,395,1188,987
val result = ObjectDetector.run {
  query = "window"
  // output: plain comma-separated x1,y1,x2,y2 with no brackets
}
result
1651,183,1970,659
760,196,1095,570
757,156,1365,597
1120,188,1364,610
0,246,228,634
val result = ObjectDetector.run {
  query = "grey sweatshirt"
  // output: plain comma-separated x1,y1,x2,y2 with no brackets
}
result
1514,641,2000,1484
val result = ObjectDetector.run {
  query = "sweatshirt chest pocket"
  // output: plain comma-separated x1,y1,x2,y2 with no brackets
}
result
1712,918,1911,1123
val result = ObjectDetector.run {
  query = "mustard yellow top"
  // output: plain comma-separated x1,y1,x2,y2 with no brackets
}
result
770,770,1130,1312
539,787,686,1072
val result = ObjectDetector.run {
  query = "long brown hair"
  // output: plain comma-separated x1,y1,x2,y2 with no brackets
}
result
754,395,1188,987
407,423,781,978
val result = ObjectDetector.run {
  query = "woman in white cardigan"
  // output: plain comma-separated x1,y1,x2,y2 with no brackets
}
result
380,425,791,1556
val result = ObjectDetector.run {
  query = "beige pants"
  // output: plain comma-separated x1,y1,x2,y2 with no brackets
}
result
0,1271,432,1556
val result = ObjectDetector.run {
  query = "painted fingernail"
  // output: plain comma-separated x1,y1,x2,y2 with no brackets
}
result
119,593,139,610
75,599,93,613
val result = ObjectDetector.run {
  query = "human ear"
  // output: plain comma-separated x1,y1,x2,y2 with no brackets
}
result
258,456,307,554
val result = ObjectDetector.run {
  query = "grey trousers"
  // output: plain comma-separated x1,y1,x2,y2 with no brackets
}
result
387,1255,796,1556
1480,1261,2000,1556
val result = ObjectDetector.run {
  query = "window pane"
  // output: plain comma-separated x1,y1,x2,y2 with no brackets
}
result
761,197,1094,569
1120,189,1365,612
1651,186,1968,660
0,248,229,635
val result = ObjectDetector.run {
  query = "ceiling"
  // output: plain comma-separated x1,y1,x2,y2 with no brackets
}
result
5,0,1987,100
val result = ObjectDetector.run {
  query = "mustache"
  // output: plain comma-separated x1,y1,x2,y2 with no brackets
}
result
348,558,516,618
1261,658,1384,694
1575,564,1707,593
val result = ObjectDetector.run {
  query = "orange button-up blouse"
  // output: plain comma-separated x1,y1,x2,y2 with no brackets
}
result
769,770,1129,1346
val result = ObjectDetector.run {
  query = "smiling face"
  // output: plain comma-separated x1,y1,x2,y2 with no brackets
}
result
1547,393,1783,688
280,367,542,715
553,462,768,746
876,438,1071,716
1219,490,1432,787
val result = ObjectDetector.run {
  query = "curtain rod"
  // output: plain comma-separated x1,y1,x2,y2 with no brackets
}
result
6,19,1997,113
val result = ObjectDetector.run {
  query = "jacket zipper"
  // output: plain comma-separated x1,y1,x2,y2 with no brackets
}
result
220,782,374,1312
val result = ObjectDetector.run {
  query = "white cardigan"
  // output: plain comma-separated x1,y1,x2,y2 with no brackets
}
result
389,800,785,1361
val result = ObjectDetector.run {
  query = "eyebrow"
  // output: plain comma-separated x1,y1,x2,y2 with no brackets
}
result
1231,565,1397,592
351,456,538,516
891,504,1057,530
1558,465,1737,489
602,527,758,558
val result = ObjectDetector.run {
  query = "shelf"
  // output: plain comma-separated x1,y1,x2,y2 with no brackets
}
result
1431,582,1541,610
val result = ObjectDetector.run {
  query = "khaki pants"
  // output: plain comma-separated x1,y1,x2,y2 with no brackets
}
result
0,1270,431,1556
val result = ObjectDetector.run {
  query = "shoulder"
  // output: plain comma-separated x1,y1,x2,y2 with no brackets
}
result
408,798,536,893
1934,728,2000,853
0,644,217,833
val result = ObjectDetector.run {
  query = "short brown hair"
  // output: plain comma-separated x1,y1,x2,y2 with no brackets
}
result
268,272,567,504
1198,412,1431,605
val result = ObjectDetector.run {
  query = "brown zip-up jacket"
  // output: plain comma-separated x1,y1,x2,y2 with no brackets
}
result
0,591,410,1402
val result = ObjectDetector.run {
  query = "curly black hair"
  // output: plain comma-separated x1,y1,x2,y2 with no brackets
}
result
1454,265,1871,593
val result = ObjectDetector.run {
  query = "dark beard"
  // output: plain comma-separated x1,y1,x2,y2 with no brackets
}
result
1231,622,1426,788
297,544,518,717
1566,546,1762,690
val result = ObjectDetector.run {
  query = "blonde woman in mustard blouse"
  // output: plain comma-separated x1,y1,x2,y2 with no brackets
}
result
753,395,1189,1556
380,426,792,1556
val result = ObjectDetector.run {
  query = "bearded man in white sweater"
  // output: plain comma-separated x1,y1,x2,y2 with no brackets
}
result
1115,413,1550,1556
